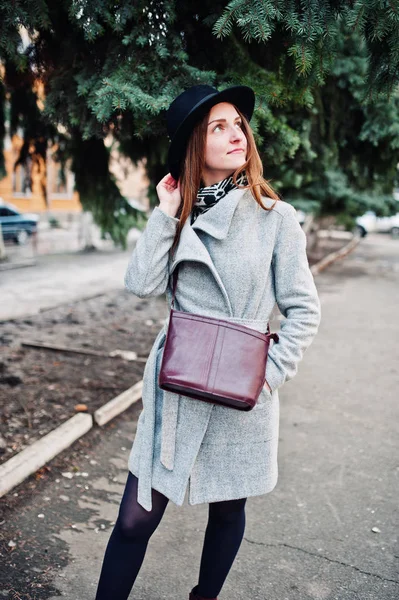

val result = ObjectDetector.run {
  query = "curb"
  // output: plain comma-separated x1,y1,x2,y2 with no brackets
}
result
310,234,361,276
0,413,93,498
0,234,362,498
94,381,143,426
0,382,144,498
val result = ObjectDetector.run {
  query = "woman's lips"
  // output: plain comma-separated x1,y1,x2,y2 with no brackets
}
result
228,149,245,154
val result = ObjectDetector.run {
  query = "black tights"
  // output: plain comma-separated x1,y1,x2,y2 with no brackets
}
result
95,472,247,599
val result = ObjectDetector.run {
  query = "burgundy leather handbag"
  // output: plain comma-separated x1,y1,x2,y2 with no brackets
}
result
158,264,279,411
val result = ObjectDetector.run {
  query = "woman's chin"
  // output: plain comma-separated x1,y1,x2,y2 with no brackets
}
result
227,154,246,166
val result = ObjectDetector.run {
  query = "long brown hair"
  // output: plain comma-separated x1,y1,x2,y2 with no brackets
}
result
170,105,281,254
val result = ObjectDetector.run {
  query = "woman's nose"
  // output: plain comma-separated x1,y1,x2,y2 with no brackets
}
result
229,125,244,142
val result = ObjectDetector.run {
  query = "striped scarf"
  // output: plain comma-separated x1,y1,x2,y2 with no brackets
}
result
190,171,248,225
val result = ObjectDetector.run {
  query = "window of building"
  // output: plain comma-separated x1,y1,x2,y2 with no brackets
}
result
48,156,75,198
12,161,32,196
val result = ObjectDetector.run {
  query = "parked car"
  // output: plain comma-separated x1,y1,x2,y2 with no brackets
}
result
0,201,39,245
355,210,399,237
294,204,399,238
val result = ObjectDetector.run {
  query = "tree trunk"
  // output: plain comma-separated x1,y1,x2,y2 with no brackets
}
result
303,213,320,254
78,210,97,252
0,223,6,261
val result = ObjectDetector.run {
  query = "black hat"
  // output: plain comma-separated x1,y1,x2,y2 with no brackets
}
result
166,84,255,181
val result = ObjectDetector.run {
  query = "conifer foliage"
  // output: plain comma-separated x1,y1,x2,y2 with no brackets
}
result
1,1,399,244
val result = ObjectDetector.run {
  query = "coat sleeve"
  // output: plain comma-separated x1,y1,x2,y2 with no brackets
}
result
265,204,321,393
124,206,179,298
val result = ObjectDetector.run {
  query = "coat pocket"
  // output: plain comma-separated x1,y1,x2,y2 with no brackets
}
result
253,384,273,410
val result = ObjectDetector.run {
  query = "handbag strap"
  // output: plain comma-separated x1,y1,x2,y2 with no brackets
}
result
170,263,179,309
170,263,279,341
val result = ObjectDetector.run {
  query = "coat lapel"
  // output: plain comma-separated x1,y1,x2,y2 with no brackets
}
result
191,186,246,239
169,187,247,317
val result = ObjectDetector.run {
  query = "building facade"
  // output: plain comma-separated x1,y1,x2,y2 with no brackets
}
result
0,131,149,216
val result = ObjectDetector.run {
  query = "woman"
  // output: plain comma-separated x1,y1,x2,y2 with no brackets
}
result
95,84,321,600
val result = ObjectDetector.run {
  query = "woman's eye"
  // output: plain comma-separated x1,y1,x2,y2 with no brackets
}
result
213,122,242,132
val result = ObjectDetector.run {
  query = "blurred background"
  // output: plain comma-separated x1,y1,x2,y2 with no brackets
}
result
1,0,399,268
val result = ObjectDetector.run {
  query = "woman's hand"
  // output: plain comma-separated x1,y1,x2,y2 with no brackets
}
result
156,173,182,218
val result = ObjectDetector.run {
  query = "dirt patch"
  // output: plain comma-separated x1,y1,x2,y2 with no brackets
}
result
0,290,168,464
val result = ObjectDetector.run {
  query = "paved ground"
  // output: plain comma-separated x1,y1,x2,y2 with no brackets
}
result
1,233,398,599
0,248,133,321
2,218,139,260
0,224,140,321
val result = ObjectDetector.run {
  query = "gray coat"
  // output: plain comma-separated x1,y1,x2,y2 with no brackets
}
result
124,187,321,511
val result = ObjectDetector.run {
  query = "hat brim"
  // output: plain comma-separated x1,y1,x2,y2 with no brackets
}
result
167,85,255,181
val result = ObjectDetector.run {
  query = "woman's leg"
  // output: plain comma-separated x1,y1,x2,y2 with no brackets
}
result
194,497,247,598
95,472,169,600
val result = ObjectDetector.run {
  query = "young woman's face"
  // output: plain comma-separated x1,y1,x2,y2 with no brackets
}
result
202,102,248,186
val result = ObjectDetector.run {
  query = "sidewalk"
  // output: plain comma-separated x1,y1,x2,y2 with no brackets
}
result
0,248,133,321
1,233,398,599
